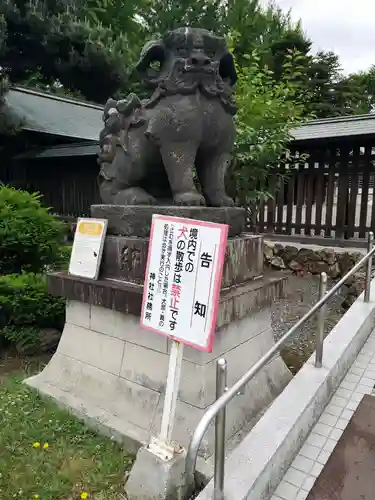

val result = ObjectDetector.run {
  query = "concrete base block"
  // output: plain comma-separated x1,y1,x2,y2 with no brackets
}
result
26,265,292,487
25,298,291,461
125,446,187,500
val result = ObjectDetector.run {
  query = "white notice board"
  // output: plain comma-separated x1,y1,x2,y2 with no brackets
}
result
140,215,228,352
69,218,107,280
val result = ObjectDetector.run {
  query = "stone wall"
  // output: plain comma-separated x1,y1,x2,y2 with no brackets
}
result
264,242,364,278
264,241,368,309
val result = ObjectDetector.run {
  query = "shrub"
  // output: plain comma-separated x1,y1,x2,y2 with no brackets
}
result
0,273,65,350
0,186,66,274
56,244,72,271
1,325,42,354
227,34,310,208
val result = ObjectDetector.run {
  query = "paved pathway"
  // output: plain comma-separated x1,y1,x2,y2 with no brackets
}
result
271,328,375,500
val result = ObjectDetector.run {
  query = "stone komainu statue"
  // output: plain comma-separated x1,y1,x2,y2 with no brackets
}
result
98,27,238,207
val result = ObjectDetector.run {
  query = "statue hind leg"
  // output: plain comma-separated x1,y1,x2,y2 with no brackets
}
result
98,174,156,205
98,136,157,205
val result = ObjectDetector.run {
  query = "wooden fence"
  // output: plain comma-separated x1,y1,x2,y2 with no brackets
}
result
255,141,375,240
3,139,375,242
1,156,100,217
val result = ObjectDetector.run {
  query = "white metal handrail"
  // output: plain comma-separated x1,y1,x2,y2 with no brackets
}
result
185,232,375,500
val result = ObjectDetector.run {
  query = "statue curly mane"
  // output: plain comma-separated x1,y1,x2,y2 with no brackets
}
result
144,62,237,115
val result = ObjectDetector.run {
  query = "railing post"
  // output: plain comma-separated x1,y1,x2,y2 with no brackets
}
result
315,272,327,368
365,231,374,303
214,359,227,500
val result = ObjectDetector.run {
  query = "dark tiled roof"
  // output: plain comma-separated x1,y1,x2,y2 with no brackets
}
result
4,86,103,141
5,86,375,153
290,113,375,142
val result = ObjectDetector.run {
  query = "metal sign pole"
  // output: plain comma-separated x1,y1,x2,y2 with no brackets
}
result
141,216,228,464
149,339,184,460
160,340,184,444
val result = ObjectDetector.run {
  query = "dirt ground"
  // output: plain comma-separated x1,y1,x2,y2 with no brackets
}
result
0,352,51,379
271,274,348,373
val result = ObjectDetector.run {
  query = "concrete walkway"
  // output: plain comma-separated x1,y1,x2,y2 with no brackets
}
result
271,328,375,500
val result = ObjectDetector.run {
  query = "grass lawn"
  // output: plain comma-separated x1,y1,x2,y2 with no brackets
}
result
0,375,134,500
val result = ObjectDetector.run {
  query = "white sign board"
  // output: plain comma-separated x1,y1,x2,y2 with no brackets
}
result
140,215,228,352
69,218,107,280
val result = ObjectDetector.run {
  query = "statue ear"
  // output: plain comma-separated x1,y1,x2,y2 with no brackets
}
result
103,98,118,120
219,52,237,86
135,40,166,85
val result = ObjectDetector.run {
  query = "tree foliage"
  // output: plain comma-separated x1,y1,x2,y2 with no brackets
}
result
137,0,224,37
0,0,133,102
339,66,375,115
0,186,66,275
227,35,309,207
1,0,374,114
301,51,368,118
0,0,369,117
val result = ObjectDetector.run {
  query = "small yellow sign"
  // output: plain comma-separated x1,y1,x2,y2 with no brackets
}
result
77,221,103,237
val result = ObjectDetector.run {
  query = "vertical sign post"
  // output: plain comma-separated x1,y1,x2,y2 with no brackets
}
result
140,215,228,459
159,340,184,448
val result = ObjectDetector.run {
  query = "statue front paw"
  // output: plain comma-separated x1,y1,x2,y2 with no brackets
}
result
206,193,235,207
173,191,206,206
114,187,156,205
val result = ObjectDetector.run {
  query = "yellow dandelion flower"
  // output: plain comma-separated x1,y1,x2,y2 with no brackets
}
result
33,495,39,499
43,442,49,449
32,442,40,448
80,492,88,500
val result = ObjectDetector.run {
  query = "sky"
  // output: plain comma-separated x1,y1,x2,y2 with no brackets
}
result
266,0,374,75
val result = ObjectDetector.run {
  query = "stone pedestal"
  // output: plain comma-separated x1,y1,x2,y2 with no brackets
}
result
91,204,246,238
25,205,291,471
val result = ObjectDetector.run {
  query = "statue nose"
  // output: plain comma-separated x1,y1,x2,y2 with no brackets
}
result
190,54,211,67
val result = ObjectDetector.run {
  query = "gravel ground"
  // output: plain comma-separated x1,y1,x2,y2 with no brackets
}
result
271,274,348,374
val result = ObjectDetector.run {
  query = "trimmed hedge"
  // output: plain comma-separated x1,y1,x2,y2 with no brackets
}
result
0,186,70,353
0,186,66,274
0,273,65,351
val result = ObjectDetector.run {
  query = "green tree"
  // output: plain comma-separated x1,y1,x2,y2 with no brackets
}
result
363,66,375,109
267,29,311,82
223,0,308,69
134,0,224,37
304,51,371,118
0,0,133,103
227,35,309,209
75,0,144,53
221,1,370,118
339,66,375,115
305,51,342,117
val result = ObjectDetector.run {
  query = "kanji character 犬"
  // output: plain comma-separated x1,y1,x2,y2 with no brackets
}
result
177,226,189,240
